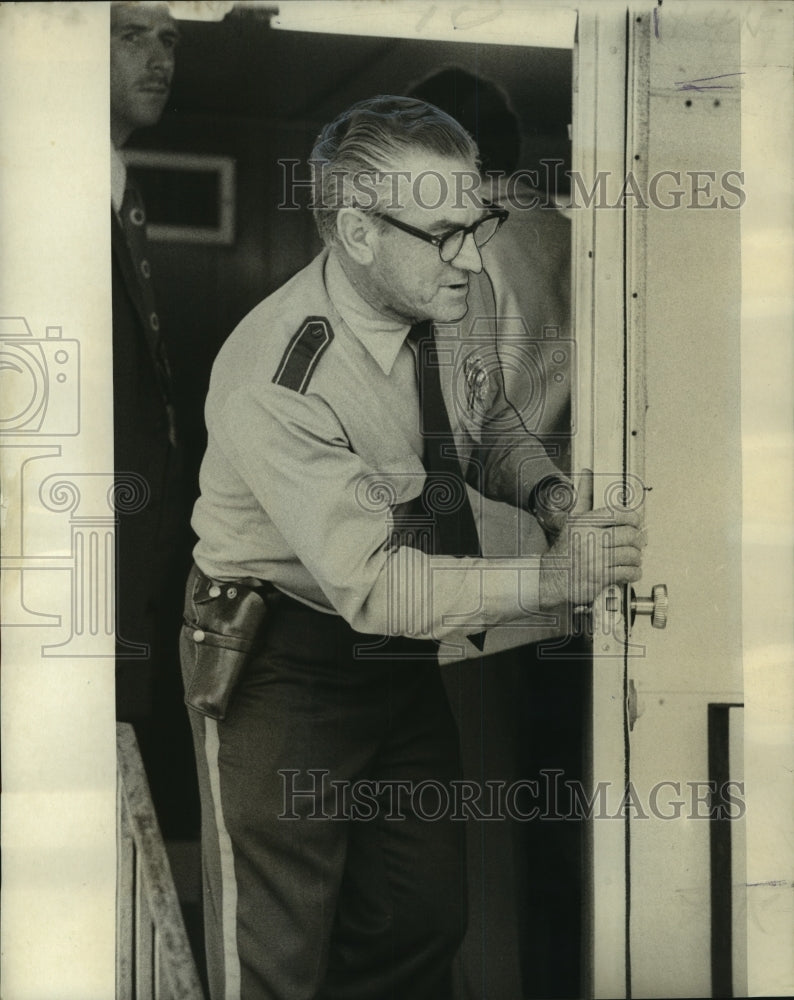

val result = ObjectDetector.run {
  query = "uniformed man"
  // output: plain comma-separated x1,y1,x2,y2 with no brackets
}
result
181,96,644,1000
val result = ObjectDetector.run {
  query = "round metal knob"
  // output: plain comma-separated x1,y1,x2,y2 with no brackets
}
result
631,584,668,629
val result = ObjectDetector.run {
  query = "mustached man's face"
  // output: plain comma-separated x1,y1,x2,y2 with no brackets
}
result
110,4,178,147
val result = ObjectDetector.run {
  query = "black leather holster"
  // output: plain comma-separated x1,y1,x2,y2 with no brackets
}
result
182,565,279,720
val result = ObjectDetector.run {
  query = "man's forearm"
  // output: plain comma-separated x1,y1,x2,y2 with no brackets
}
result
472,438,571,517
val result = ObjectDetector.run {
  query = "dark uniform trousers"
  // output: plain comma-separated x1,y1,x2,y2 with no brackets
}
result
181,568,467,1000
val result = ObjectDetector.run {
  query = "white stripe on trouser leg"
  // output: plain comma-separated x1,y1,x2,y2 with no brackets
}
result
205,718,241,1000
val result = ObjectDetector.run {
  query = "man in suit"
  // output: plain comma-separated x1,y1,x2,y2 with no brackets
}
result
111,2,195,835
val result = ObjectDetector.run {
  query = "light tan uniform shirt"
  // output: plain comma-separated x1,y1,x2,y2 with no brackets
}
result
192,250,563,648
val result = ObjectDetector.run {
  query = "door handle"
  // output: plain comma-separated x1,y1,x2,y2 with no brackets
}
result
606,584,668,628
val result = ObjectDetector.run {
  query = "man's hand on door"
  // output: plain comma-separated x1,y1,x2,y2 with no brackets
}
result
538,506,646,609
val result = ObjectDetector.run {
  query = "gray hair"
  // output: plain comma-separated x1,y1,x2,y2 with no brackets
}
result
310,95,480,246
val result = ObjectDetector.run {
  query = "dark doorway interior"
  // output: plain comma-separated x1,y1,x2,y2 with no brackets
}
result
126,12,581,997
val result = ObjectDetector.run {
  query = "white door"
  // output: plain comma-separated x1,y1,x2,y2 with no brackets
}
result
573,6,747,997
624,7,745,998
570,9,632,997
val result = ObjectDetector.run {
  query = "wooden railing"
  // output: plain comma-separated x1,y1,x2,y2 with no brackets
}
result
116,722,206,999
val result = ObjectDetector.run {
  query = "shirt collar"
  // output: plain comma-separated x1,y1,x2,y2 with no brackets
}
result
324,251,410,376
111,143,126,214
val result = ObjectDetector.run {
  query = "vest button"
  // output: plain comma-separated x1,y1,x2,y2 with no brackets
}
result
193,629,206,643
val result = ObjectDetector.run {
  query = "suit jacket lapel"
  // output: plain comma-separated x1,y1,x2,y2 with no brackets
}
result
111,207,163,374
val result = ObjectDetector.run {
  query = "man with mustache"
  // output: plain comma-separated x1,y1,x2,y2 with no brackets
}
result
181,96,645,999
110,3,192,837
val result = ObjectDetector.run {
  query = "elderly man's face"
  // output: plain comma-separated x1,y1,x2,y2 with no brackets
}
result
364,152,485,325
110,3,178,146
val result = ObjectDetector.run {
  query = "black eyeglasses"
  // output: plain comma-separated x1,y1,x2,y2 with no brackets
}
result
371,204,509,262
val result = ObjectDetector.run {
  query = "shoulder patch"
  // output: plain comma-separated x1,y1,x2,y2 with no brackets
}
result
272,317,334,394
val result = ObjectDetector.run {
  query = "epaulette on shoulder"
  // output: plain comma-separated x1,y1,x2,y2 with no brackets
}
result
272,316,334,394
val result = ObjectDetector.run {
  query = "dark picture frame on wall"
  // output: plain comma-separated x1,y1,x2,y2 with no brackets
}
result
125,150,236,245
